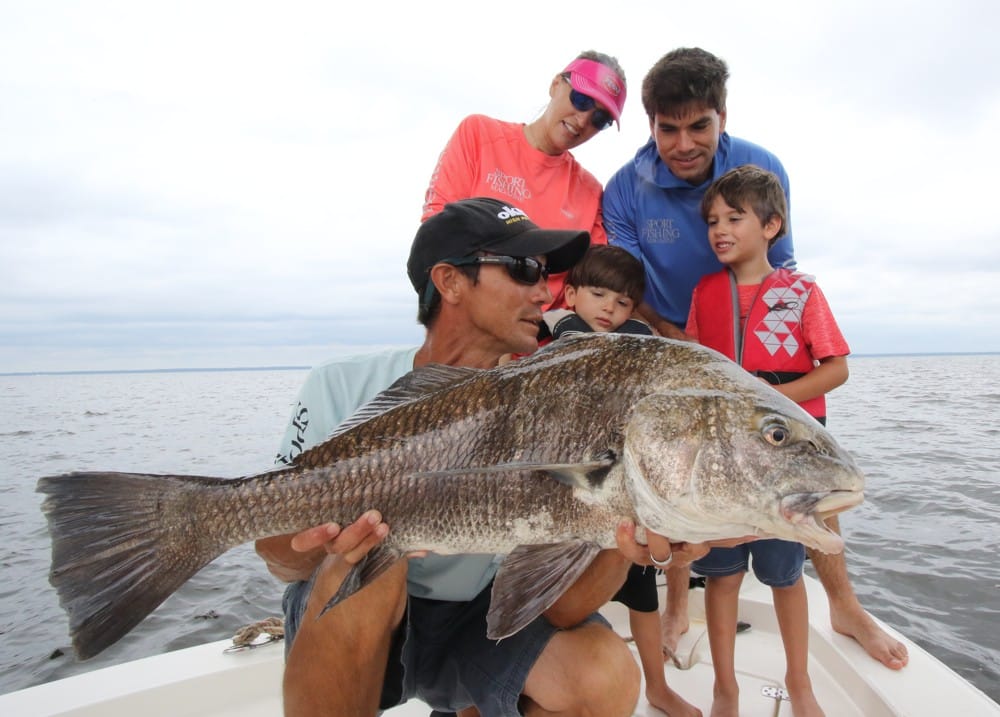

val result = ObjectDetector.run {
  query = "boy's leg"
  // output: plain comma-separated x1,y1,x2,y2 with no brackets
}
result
772,578,824,717
807,516,908,670
628,608,700,717
521,621,640,716
704,573,743,717
283,555,408,717
660,563,691,661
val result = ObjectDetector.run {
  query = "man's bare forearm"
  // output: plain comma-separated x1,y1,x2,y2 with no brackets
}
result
255,533,325,583
543,549,630,627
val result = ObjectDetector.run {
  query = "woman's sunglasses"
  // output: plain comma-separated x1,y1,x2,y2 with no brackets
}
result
562,75,614,131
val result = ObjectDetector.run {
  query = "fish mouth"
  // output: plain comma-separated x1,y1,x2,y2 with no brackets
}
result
778,490,865,554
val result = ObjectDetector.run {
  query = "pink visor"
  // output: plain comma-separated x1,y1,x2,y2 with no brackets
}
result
562,58,627,128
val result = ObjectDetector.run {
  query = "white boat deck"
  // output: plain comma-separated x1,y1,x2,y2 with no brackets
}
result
2,574,997,716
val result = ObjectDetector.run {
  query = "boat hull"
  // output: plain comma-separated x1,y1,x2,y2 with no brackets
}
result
1,574,996,716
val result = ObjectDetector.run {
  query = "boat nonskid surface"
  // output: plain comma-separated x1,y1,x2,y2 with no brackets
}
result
1,574,997,716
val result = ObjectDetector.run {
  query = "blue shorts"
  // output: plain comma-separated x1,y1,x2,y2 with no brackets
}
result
282,572,610,716
692,539,804,588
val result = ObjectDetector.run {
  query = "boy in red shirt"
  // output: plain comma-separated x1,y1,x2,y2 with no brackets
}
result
688,165,849,717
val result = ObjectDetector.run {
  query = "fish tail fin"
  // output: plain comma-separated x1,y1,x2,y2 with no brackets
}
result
37,471,231,659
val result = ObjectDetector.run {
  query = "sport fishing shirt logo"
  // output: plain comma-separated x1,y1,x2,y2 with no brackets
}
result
642,218,681,244
486,168,531,202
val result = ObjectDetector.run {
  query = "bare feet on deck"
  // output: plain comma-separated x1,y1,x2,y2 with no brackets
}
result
708,686,738,717
831,604,909,670
645,682,701,717
785,672,825,717
660,607,690,665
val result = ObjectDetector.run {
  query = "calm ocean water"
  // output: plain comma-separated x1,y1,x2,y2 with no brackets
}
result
0,355,998,704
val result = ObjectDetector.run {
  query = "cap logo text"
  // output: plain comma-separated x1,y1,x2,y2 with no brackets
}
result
497,205,528,221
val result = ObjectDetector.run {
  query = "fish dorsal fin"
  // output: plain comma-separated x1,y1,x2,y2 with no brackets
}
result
390,363,483,395
329,364,482,438
411,449,617,492
487,541,603,639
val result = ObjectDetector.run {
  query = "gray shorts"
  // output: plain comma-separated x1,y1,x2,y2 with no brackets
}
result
282,573,609,716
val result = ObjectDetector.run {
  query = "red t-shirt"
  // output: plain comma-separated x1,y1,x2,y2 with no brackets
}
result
687,280,849,361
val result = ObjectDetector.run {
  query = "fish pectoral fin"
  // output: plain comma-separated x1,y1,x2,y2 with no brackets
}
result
486,541,602,640
545,449,617,490
412,451,616,491
316,544,403,619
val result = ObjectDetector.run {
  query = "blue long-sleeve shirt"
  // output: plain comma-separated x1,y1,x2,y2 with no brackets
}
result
604,133,795,327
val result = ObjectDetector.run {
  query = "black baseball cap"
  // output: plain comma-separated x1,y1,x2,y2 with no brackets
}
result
407,197,590,297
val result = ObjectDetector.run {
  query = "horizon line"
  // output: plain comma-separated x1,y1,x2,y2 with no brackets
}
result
0,365,310,377
3,350,999,378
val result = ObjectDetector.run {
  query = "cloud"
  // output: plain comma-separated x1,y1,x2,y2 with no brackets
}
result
1,0,999,372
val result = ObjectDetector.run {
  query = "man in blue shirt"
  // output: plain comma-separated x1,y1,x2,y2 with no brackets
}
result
604,47,794,340
605,48,909,672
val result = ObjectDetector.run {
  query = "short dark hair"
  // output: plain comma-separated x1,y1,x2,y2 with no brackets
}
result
416,264,479,327
641,47,729,121
700,165,788,246
566,245,646,304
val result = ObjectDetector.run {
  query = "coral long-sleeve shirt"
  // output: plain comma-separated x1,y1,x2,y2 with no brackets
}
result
422,114,605,307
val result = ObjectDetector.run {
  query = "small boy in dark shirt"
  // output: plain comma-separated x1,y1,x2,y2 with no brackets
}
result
540,244,651,340
542,245,698,715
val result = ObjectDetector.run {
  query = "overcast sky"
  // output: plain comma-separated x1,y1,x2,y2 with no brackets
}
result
2,0,998,373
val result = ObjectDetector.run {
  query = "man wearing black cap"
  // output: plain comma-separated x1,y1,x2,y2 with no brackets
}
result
257,197,650,717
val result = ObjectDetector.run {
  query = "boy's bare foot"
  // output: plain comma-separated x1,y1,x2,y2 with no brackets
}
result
708,688,739,717
830,604,909,670
645,682,702,716
786,674,825,717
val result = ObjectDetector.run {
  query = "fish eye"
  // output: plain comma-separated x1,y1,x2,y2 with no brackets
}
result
762,418,791,446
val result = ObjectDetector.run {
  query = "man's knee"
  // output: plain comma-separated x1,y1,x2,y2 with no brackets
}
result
525,624,639,715
569,628,640,713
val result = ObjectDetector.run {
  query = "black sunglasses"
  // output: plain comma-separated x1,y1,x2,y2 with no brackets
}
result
421,254,551,308
562,75,613,131
447,255,550,285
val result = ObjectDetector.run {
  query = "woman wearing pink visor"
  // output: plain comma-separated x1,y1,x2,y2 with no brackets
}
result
422,51,627,310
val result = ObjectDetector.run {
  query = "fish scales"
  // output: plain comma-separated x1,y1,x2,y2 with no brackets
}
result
37,333,865,659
